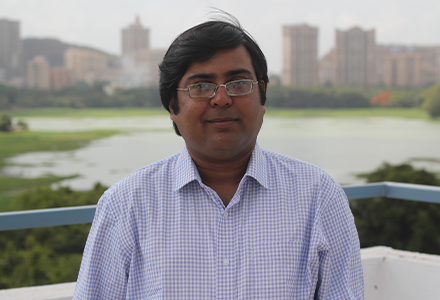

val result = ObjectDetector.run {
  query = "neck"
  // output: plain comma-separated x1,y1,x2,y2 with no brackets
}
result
187,144,255,206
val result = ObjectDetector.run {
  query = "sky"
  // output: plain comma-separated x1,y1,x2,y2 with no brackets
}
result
2,0,440,74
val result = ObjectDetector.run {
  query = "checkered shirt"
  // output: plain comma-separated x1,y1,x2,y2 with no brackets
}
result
74,143,364,299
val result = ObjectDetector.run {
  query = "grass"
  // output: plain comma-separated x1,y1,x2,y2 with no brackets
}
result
2,107,435,120
0,175,78,194
0,175,79,212
265,107,432,119
0,130,119,169
2,107,168,118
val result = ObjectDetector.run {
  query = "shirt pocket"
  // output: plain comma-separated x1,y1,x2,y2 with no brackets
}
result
253,240,301,299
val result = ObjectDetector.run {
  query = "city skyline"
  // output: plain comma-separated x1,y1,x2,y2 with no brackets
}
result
2,0,440,75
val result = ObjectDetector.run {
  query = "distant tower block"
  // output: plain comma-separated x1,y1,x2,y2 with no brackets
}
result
27,55,50,89
122,16,150,57
335,27,376,86
0,18,21,79
282,24,319,86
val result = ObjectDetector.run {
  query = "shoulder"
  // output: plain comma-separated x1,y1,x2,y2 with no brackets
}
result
261,148,345,206
96,152,180,218
262,148,336,183
108,152,179,193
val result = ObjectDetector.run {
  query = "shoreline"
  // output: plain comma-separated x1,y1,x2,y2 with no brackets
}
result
2,107,433,120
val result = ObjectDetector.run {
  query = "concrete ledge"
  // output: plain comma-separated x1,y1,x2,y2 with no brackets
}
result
0,282,75,300
361,246,440,300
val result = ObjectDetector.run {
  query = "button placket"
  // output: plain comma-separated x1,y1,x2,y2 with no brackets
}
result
216,206,236,297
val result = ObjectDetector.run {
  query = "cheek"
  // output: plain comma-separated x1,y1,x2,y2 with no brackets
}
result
170,103,198,130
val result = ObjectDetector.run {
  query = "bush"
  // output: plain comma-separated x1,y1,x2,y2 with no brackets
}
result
0,114,12,132
422,84,440,118
350,163,440,254
0,183,107,289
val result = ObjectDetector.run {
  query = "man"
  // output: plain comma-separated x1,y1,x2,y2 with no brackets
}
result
74,18,364,299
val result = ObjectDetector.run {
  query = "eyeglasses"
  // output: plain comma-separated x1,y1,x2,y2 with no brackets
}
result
177,79,258,99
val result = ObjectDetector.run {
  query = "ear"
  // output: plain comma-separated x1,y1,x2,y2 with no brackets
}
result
168,100,175,115
168,99,178,124
259,80,266,92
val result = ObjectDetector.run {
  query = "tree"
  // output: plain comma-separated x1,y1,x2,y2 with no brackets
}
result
350,163,440,254
422,84,440,118
0,114,12,132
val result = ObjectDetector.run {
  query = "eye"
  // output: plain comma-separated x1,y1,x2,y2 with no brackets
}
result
227,80,250,92
230,79,249,86
191,83,211,90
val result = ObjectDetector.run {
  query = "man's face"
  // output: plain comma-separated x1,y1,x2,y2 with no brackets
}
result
170,45,266,162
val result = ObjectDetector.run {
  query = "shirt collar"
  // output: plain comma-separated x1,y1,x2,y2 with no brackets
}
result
244,142,269,189
173,144,201,191
173,142,269,191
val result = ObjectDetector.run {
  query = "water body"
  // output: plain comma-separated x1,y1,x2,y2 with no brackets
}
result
3,116,440,189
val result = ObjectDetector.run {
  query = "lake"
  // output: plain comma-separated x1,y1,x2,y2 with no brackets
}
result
3,116,440,189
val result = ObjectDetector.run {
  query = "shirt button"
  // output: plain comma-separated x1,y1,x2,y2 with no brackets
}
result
223,211,228,218
223,259,229,266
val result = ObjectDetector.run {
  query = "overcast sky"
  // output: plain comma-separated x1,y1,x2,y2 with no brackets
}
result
2,0,440,74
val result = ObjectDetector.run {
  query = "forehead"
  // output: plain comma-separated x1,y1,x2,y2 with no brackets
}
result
180,45,256,84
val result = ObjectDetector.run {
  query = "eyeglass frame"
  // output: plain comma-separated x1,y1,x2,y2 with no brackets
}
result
176,79,259,99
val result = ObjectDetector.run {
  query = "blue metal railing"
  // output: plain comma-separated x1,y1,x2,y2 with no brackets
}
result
343,181,440,204
0,181,439,231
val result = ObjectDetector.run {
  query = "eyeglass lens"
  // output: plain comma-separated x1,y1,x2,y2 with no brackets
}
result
190,80,253,98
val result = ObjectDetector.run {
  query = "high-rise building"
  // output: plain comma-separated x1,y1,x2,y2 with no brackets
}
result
282,24,318,86
121,16,149,57
129,48,167,86
64,48,108,84
319,49,335,85
0,18,21,79
50,67,71,90
383,50,422,87
335,27,376,86
27,55,50,89
413,46,440,84
376,45,440,86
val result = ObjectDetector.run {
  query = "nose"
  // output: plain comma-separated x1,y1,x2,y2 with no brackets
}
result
210,84,232,107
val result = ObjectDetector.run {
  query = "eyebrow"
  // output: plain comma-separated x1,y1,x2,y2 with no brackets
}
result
185,68,253,82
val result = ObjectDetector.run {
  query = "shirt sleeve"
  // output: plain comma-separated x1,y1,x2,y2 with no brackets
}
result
73,190,134,299
313,176,364,300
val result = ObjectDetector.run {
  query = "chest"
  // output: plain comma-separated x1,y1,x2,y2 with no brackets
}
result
131,184,316,299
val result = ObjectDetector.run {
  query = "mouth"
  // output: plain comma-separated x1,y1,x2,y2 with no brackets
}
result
207,117,238,128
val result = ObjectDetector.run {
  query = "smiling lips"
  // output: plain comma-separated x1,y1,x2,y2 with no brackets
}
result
207,117,238,128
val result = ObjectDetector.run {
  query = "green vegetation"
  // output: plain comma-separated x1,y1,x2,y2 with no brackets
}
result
0,184,107,289
266,107,430,119
0,82,425,110
350,163,440,255
266,85,425,109
0,114,12,132
0,175,79,212
2,107,433,120
2,107,168,118
422,84,440,118
0,83,162,110
0,130,119,169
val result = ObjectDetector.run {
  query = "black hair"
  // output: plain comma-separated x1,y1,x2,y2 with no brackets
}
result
159,17,269,136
